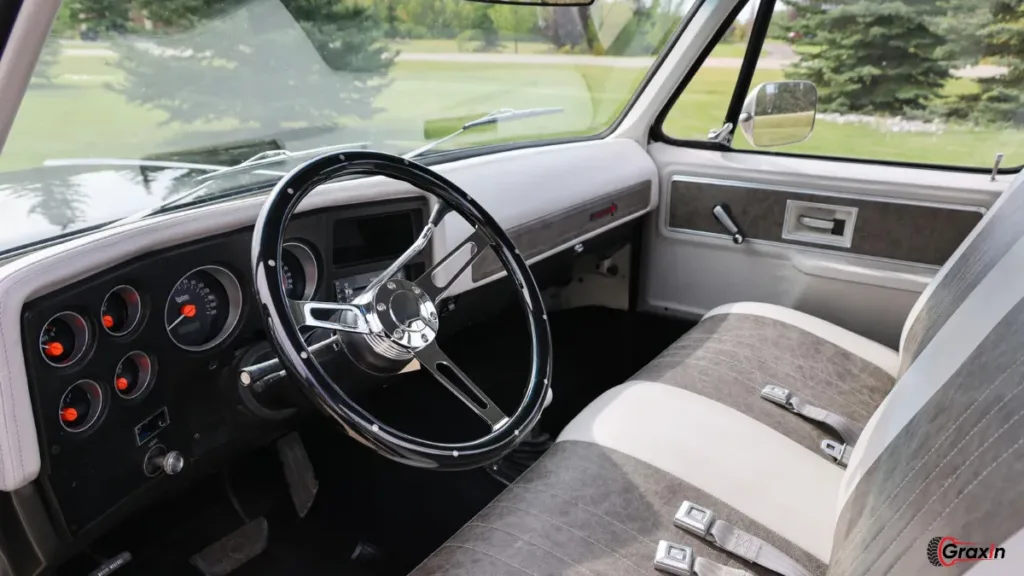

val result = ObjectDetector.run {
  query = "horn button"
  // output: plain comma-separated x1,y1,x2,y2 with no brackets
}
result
371,279,439,349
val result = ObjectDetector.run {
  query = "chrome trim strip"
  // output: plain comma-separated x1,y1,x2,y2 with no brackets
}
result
669,174,988,214
668,227,942,271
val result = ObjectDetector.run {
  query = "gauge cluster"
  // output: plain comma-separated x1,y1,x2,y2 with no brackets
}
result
19,199,428,537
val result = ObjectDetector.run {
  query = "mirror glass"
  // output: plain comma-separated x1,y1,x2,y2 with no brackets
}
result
465,0,595,6
738,81,817,148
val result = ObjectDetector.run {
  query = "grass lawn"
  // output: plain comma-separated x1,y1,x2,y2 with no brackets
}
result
395,38,554,55
3,47,1024,172
663,67,1024,168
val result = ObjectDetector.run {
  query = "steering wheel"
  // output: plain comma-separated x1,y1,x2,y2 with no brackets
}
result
251,151,552,470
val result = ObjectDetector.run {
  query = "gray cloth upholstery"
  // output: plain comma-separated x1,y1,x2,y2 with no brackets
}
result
410,441,827,576
631,313,894,454
830,296,1024,575
899,176,1024,376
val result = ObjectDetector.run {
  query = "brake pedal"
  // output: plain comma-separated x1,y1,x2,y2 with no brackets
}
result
277,431,318,518
189,517,268,576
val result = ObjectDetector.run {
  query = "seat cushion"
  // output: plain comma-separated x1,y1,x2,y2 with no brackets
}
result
633,303,897,454
409,440,830,576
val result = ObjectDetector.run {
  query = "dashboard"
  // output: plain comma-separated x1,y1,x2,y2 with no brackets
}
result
0,139,658,574
21,198,430,537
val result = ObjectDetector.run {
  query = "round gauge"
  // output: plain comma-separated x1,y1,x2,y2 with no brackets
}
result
281,242,318,301
101,285,142,336
114,351,154,399
164,266,243,351
59,380,104,433
39,311,89,367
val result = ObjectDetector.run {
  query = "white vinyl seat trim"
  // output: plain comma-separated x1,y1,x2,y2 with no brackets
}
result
557,380,843,562
704,302,900,377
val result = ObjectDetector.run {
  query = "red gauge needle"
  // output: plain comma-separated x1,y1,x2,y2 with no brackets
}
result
43,342,64,357
60,407,78,422
116,377,129,391
102,314,114,329
168,303,198,332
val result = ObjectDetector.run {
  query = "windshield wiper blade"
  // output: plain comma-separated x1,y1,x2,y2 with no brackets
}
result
194,141,371,182
43,158,227,171
403,107,564,160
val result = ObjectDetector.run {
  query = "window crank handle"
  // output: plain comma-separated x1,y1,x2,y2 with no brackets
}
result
712,204,746,245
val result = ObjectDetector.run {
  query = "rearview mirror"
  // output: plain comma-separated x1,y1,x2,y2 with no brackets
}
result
738,81,817,148
464,0,595,6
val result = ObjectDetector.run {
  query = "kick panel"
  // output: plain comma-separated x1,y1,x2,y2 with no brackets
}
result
472,180,653,281
668,177,983,266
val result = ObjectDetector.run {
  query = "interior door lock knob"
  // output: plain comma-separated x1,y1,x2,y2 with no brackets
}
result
712,204,746,245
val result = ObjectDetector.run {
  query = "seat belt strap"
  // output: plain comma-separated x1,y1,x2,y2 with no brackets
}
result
820,439,851,468
655,541,754,576
673,502,812,576
761,385,862,445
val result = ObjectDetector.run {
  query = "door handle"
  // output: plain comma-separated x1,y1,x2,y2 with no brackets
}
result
712,204,746,245
798,216,835,230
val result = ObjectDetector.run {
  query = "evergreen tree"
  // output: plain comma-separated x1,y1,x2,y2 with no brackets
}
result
970,0,1024,124
106,0,395,131
786,1,949,115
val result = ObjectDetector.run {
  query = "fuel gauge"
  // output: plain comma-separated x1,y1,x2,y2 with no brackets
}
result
114,351,154,399
39,312,89,367
101,285,142,336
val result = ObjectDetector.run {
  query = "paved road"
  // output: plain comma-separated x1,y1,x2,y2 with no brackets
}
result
60,44,1004,78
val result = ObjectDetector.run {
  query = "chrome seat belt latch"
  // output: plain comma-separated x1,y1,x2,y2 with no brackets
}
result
674,501,714,537
655,540,694,575
760,385,793,407
821,439,851,468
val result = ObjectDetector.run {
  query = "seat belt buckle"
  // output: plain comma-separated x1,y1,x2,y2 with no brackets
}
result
674,501,714,537
760,385,792,407
821,439,851,468
654,540,694,575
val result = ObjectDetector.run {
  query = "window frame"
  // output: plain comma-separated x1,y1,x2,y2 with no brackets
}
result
650,0,1023,175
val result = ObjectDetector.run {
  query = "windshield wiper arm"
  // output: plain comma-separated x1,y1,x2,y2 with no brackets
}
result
403,107,564,161
194,141,371,182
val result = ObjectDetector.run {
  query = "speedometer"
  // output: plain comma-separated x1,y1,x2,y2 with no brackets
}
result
164,266,243,351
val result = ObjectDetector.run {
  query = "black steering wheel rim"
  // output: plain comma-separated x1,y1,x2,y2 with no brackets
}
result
252,150,552,470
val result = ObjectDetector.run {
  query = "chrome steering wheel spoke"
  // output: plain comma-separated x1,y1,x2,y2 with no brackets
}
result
414,342,509,430
288,299,371,333
416,226,490,302
355,202,451,301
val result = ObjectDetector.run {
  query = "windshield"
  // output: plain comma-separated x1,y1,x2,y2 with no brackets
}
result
0,0,695,254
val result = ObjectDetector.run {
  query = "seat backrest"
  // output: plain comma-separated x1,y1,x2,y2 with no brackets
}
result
898,172,1024,376
827,171,1024,574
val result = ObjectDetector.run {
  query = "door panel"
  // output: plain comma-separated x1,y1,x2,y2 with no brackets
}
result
642,144,1005,348
668,176,983,266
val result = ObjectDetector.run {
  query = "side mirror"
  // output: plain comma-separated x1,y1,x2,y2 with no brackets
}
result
738,81,817,148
